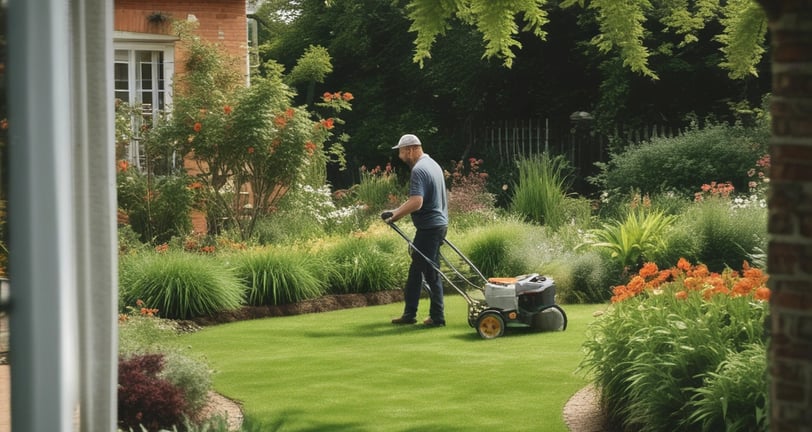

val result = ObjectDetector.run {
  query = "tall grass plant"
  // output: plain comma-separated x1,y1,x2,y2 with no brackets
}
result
119,251,244,319
323,233,408,293
231,246,329,305
510,154,573,230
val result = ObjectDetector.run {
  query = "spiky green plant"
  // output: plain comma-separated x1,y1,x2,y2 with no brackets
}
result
510,153,572,230
119,251,244,319
581,205,675,272
231,247,329,305
324,234,407,293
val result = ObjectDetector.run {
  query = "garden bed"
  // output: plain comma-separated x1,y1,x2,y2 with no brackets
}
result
187,290,404,326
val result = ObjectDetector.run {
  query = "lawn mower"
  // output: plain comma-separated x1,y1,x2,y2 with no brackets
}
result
386,221,567,339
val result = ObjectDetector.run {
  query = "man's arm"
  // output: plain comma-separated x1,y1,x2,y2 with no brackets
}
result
384,195,423,223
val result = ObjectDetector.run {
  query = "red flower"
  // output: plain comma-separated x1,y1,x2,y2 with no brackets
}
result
193,122,202,132
224,105,232,115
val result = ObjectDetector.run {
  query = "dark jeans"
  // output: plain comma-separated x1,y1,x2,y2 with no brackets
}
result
402,226,447,321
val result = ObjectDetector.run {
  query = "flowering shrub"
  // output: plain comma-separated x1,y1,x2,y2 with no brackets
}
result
276,183,367,235
353,163,403,213
145,27,351,240
583,259,769,431
445,158,496,216
610,258,769,303
733,153,770,209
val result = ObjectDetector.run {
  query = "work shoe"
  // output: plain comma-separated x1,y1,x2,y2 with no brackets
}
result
423,317,446,327
391,316,417,325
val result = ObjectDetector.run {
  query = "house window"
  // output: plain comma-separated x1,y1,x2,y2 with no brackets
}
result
113,35,176,171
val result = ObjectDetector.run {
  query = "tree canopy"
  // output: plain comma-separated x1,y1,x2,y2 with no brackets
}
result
404,0,768,79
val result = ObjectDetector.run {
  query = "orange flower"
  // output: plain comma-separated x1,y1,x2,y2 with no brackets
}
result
117,159,129,172
224,105,232,115
274,115,287,128
193,122,202,132
285,108,295,119
321,118,334,130
754,287,771,301
677,258,691,272
188,181,203,190
675,290,688,300
342,92,354,101
639,262,658,278
323,92,333,101
304,141,317,156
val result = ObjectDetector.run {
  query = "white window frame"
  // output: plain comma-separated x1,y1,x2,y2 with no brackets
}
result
113,32,177,170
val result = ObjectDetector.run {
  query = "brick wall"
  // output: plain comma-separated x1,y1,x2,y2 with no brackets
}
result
764,1,812,430
115,0,248,79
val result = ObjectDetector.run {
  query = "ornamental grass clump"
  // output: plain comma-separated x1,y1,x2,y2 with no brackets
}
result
120,251,244,319
582,259,769,432
510,153,572,230
232,246,329,305
324,234,407,293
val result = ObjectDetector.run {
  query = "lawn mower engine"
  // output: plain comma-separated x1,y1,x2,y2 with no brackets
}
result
479,273,566,335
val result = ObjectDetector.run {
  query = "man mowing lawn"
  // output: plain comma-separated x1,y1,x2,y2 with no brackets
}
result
382,133,449,327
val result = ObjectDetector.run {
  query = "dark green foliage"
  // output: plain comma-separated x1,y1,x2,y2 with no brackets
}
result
324,235,407,293
118,353,187,432
232,248,329,305
591,123,768,199
119,252,244,319
117,168,196,244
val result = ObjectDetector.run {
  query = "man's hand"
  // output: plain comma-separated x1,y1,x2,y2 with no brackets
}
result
380,211,394,222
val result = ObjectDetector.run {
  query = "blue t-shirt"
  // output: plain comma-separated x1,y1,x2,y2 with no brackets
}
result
409,154,448,229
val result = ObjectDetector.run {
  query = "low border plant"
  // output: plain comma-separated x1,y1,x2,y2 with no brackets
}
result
582,259,770,431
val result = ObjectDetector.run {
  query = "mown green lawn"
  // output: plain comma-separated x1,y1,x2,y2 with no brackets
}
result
181,296,605,431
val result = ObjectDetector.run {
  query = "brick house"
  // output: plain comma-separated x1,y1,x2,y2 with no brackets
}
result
114,0,250,169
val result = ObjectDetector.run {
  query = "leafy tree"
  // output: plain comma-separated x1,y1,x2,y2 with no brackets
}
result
147,24,351,240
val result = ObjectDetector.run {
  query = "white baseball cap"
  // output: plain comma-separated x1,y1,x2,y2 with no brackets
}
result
392,134,422,149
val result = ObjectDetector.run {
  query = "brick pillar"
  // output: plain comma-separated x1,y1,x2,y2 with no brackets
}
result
761,1,812,430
